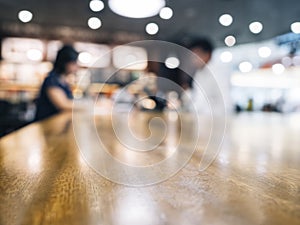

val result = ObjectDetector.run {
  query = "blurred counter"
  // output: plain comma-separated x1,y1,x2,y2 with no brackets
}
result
0,111,299,225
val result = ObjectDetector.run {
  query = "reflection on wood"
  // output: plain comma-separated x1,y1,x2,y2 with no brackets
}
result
0,112,299,225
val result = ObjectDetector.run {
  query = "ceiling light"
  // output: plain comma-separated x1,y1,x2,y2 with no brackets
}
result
224,35,236,47
249,21,263,34
159,7,173,20
26,49,43,61
165,56,180,69
18,10,33,23
292,56,300,66
291,22,300,34
89,0,104,12
272,63,285,75
258,46,271,58
145,23,159,35
108,0,165,18
239,61,253,73
78,52,93,64
219,14,233,26
281,56,292,67
220,51,232,63
88,17,102,29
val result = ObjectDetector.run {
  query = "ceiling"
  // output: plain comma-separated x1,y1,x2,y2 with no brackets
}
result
0,0,299,47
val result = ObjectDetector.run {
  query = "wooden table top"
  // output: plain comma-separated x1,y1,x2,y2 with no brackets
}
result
0,111,299,225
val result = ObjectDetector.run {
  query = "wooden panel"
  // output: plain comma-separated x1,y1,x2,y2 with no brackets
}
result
0,112,299,225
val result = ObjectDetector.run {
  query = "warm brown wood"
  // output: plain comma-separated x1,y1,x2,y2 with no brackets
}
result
0,83,40,92
0,111,299,225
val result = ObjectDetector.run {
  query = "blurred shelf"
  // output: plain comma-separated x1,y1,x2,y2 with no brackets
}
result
0,83,40,92
88,83,119,95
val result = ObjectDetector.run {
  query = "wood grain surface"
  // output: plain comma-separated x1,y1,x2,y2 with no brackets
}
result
0,111,299,225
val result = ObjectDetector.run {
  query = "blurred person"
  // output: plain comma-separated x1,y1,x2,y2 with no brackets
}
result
35,45,79,121
182,38,226,115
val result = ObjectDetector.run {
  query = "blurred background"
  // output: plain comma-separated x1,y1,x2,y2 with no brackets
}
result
0,0,300,136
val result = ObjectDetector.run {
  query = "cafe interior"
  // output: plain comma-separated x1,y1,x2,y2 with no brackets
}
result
0,0,299,225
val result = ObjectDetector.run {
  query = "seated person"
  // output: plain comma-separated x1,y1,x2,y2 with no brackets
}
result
35,45,79,121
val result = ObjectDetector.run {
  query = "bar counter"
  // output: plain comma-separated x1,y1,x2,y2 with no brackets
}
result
0,111,299,225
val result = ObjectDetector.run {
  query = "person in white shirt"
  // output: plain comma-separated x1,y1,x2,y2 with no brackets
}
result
182,39,226,116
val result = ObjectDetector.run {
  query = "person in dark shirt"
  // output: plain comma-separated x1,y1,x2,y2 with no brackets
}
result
35,45,79,121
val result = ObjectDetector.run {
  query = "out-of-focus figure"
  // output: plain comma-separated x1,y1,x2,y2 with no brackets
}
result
35,45,79,121
183,38,225,115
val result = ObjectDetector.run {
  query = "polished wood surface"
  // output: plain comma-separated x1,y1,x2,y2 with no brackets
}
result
0,111,299,225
